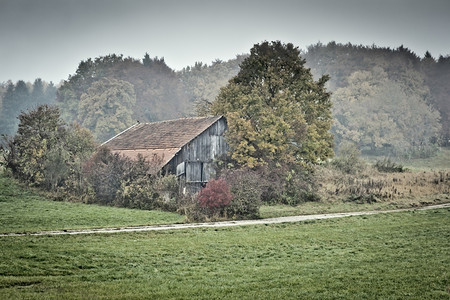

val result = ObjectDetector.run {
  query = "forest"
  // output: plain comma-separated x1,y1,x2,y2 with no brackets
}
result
1,42,448,159
1,42,448,157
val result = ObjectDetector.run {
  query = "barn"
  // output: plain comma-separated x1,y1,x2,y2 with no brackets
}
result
102,116,228,193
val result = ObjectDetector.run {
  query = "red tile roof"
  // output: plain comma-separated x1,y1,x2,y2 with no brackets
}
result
110,148,180,174
103,116,223,172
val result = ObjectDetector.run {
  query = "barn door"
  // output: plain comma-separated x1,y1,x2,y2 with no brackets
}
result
185,162,203,183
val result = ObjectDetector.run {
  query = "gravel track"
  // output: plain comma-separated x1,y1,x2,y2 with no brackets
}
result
1,203,449,237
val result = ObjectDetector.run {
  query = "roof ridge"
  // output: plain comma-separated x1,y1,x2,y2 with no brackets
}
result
101,122,140,145
141,115,221,125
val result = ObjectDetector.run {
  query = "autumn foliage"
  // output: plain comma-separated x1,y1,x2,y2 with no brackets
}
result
197,178,233,216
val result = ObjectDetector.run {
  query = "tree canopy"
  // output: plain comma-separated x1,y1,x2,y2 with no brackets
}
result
210,41,334,167
56,54,190,129
1,105,96,191
2,41,448,154
332,67,441,157
78,77,136,142
304,42,449,148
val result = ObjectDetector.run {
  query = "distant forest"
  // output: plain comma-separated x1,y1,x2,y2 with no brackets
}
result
1,42,448,157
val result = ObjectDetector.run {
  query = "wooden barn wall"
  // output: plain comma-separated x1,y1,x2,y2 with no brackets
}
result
166,118,227,185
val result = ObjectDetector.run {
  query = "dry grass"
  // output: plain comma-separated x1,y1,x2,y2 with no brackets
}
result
315,166,450,204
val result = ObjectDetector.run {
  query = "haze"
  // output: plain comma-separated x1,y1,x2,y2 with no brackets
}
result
1,0,449,83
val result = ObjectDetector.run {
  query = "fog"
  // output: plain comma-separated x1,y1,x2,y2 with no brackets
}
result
0,0,449,83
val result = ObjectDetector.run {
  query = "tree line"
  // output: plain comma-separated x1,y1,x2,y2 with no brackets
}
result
1,41,448,219
303,42,449,152
0,79,56,137
1,41,448,156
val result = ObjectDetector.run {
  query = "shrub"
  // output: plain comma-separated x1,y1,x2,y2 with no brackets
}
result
116,175,160,210
177,194,208,222
374,158,406,173
84,149,177,210
154,175,179,200
197,178,233,218
253,164,284,204
222,168,262,219
254,163,319,206
83,147,128,205
332,142,367,174
281,166,320,205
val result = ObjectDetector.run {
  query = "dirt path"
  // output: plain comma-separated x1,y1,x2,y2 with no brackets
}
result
2,203,449,237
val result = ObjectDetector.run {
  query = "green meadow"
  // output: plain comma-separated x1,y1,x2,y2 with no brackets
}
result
0,173,184,234
1,209,449,299
1,170,449,299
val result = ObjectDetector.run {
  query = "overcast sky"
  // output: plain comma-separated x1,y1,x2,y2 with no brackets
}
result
1,0,449,84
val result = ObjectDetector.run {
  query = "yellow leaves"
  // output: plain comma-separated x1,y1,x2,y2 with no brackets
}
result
209,41,333,167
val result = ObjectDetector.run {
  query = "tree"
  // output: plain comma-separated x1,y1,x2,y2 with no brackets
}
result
421,54,450,145
78,77,136,142
0,80,33,136
332,67,441,157
0,81,16,135
57,54,191,125
44,82,57,105
1,105,96,191
44,123,96,193
179,55,247,116
142,52,153,67
13,80,31,116
31,78,46,107
210,41,334,167
2,105,64,185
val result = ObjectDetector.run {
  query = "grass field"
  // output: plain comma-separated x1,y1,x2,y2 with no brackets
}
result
0,173,184,233
1,208,449,299
1,154,449,299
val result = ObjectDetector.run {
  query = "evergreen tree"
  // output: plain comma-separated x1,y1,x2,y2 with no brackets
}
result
44,82,57,105
0,82,16,136
31,78,46,107
143,52,152,67
211,41,334,167
0,81,31,136
13,80,31,118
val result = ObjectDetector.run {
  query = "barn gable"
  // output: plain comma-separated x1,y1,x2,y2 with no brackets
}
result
102,116,228,192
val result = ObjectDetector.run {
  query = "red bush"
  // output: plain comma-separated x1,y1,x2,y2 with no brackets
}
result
197,179,233,215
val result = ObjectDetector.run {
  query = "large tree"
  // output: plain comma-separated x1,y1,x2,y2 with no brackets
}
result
2,105,96,191
78,77,136,142
210,41,334,167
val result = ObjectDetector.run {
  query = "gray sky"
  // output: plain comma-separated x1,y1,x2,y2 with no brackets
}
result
1,0,449,84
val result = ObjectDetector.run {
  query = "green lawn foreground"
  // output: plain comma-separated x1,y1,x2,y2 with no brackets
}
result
0,172,184,234
1,208,449,299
